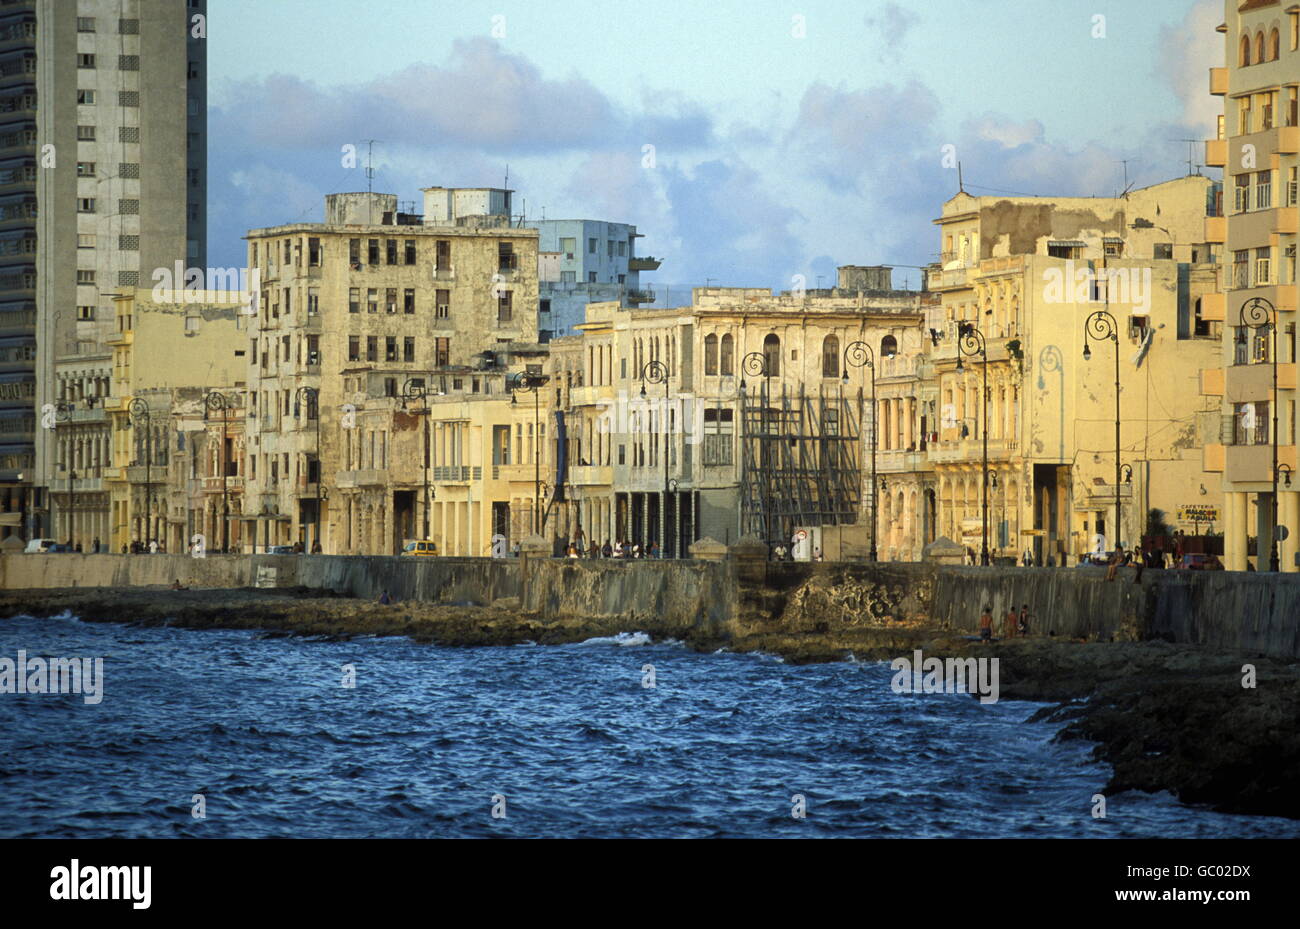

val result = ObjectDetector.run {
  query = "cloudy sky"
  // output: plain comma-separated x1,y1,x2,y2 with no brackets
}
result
208,0,1224,294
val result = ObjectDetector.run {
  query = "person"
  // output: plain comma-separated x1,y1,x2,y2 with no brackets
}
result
632,542,642,559
511,540,521,558
813,546,824,562
378,589,392,605
612,541,624,558
92,536,100,554
312,540,322,554
1105,548,1121,582
1017,604,1030,636
602,539,613,558
649,541,660,559
567,542,579,559
149,539,158,554
966,546,976,565
1133,547,1145,583
170,579,188,591
774,543,788,561
1004,605,1018,639
121,543,128,555
1022,548,1033,567
74,541,83,553
292,541,303,554
979,605,993,643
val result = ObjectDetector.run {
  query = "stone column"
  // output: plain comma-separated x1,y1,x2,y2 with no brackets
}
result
1280,491,1299,573
1225,491,1248,571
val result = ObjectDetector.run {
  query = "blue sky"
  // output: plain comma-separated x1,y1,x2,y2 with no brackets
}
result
207,0,1223,292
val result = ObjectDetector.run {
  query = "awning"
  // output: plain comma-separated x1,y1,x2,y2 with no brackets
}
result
1049,240,1085,248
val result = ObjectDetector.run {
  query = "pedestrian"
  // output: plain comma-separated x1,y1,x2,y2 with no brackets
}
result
567,542,579,559
74,541,83,553
378,589,392,605
121,543,128,554
1105,548,1121,582
1133,547,1145,583
1018,604,1030,636
979,605,993,644
92,536,100,554
312,540,322,554
1004,604,1018,639
602,539,612,558
1022,548,1033,567
649,541,660,559
149,539,158,554
511,539,520,558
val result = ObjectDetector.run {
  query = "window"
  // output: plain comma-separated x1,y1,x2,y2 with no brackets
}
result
403,288,415,314
366,336,378,362
77,305,95,320
404,337,415,363
348,336,360,362
1256,170,1272,210
385,337,398,362
386,239,397,265
188,61,199,80
498,241,516,271
1256,247,1271,286
385,287,397,314
77,90,95,105
588,237,597,254
1239,96,1252,136
539,299,551,314
618,241,627,257
118,55,139,71
1292,10,1299,51
1270,28,1280,61
77,198,95,213
308,288,319,315
404,240,416,265
77,17,95,32
436,289,450,318
77,125,95,141
1235,174,1251,212
77,270,95,285
367,288,378,313
560,270,576,284
76,162,95,177
349,288,360,313
77,234,95,249
1240,34,1252,67
762,334,781,377
435,338,449,367
1153,243,1173,260
822,334,840,378
497,290,513,323
881,334,898,357
703,334,718,375
308,237,321,266
368,239,379,264
720,334,734,376
349,239,361,268
120,19,140,34
76,54,95,69
1234,250,1250,290
436,240,450,270
587,271,597,283
702,408,734,466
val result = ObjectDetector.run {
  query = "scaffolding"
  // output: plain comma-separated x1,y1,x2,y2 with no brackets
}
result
739,381,866,545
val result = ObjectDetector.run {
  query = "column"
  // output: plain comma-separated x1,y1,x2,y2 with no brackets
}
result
1281,491,1299,573
1225,491,1248,571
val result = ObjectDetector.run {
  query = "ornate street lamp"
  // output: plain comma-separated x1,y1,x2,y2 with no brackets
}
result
639,359,670,557
1083,310,1122,557
205,391,237,553
293,386,323,551
842,340,879,561
128,398,153,547
956,322,991,565
508,372,550,534
1238,297,1280,571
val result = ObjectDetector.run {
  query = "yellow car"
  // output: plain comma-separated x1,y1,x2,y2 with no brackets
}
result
401,540,438,557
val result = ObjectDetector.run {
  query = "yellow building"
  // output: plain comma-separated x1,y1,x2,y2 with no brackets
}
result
1202,0,1300,571
926,177,1224,563
102,289,248,553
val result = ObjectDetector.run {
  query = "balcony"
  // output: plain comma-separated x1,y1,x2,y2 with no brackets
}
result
626,288,656,305
1209,66,1228,96
1205,215,1226,244
876,449,929,474
1280,126,1299,155
1200,291,1226,322
628,256,661,272
569,464,613,486
1200,367,1225,397
926,438,1016,464
1205,138,1227,168
432,465,480,482
203,475,245,493
1203,443,1225,473
490,463,531,483
1225,362,1297,402
1225,443,1285,484
1273,207,1298,236
1086,481,1135,503
335,469,385,489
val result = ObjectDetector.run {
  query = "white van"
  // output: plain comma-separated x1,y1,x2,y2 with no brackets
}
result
24,538,59,554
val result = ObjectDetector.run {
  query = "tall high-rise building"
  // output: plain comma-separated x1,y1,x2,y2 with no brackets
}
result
0,0,207,543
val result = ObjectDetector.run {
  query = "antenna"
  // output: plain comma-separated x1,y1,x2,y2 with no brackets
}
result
957,161,964,194
1169,139,1202,177
360,139,382,223
1116,159,1133,197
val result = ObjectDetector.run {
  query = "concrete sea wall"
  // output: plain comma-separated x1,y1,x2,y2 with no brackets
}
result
3,553,1299,659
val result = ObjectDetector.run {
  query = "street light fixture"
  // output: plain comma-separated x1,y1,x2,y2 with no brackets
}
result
1239,297,1281,571
957,321,991,565
127,398,153,548
293,386,324,551
639,359,671,557
1083,310,1123,556
842,340,880,561
508,372,550,536
205,391,237,553
741,351,773,550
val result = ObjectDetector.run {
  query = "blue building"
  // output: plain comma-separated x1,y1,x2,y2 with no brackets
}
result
533,220,660,341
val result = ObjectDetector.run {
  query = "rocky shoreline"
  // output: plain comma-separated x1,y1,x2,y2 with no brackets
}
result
2,585,1297,821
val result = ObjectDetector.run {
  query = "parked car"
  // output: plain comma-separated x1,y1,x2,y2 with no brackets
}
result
401,540,438,557
23,538,60,554
1179,553,1224,571
265,545,296,555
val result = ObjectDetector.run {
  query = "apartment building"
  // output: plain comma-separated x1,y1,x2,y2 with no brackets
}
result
1202,0,1300,571
0,0,206,543
535,219,659,341
242,190,542,553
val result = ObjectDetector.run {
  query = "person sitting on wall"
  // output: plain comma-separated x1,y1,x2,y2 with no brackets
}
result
602,539,613,558
379,589,393,605
171,579,188,590
312,540,322,554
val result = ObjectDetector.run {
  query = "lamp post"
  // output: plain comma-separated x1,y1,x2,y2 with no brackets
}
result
1238,297,1280,571
1083,310,1122,557
128,398,152,548
741,351,772,549
293,386,324,551
956,322,990,565
204,391,236,553
639,359,670,557
49,400,75,543
667,477,678,557
508,372,549,535
842,340,878,561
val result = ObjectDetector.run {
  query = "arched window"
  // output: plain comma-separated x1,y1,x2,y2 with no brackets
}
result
1269,28,1280,60
704,333,718,375
880,334,898,358
1241,34,1251,66
720,333,734,375
1256,31,1265,63
763,333,781,377
822,334,840,378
